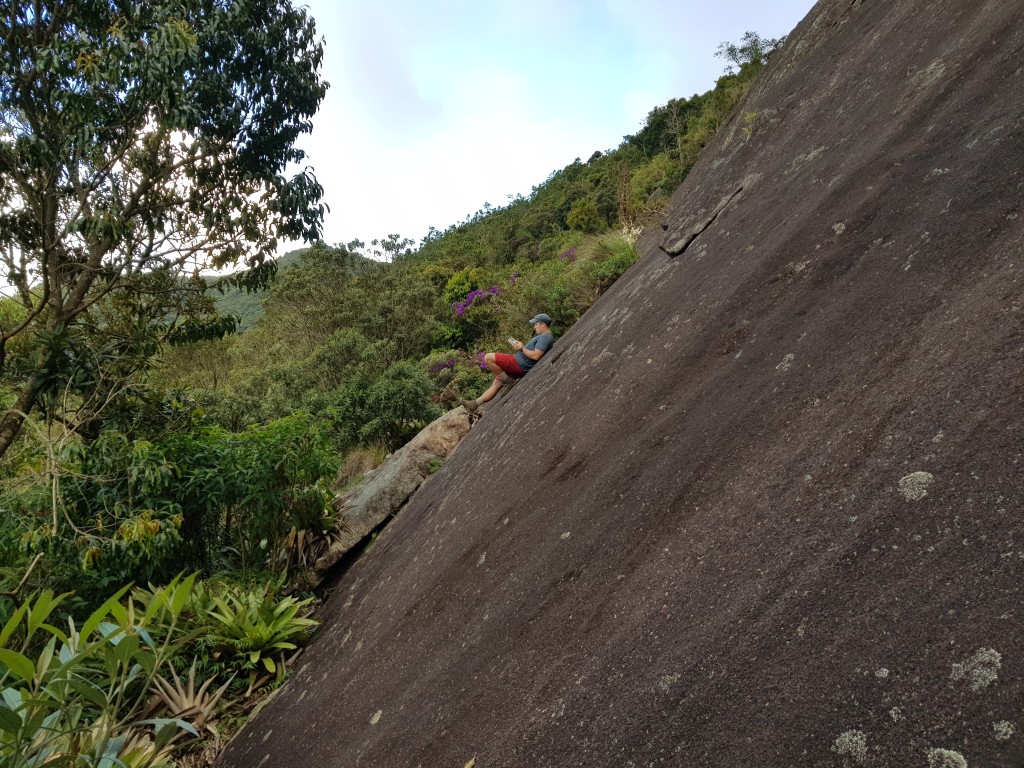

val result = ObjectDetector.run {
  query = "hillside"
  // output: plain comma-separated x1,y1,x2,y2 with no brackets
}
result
207,248,308,329
218,1,1024,766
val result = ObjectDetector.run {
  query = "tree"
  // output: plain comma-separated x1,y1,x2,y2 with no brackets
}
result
715,31,787,74
0,0,328,459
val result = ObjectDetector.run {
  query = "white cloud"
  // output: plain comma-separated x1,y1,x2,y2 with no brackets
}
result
287,0,817,252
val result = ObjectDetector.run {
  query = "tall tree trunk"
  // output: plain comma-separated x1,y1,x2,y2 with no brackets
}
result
0,383,39,461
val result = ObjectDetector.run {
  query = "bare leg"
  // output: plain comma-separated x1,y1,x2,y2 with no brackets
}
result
476,377,503,404
483,352,504,377
475,353,508,405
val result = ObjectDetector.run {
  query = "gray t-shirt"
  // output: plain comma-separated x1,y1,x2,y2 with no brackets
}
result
515,331,554,372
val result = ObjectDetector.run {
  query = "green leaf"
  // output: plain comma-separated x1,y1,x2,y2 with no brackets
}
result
134,650,156,676
262,656,276,673
0,704,21,734
1,686,23,709
170,572,198,618
28,593,71,639
114,634,140,666
37,623,68,644
27,590,56,636
81,584,132,639
35,636,57,680
68,679,109,709
0,649,36,683
0,601,29,648
108,597,128,628
137,717,199,739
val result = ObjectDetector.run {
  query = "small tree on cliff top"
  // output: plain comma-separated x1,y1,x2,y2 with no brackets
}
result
0,0,328,458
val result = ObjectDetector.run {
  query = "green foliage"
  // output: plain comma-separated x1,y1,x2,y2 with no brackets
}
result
0,575,198,768
0,574,320,767
203,586,317,677
628,152,678,213
322,362,441,451
0,413,337,601
715,31,787,74
580,232,643,294
0,0,328,461
566,198,605,233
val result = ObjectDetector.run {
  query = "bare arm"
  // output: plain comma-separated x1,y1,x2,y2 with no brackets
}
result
513,340,546,361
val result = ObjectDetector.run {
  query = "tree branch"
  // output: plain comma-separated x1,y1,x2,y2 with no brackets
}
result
0,553,44,598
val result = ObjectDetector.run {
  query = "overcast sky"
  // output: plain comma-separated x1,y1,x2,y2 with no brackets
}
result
290,0,817,252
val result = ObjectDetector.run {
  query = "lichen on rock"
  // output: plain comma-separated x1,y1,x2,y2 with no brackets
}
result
832,729,868,765
927,748,967,768
992,721,1014,741
951,647,1002,692
899,471,934,501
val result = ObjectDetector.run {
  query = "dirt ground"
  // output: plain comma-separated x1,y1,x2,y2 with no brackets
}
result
219,1,1024,765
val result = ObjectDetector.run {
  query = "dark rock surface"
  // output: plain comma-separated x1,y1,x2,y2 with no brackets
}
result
304,408,472,589
219,1,1024,766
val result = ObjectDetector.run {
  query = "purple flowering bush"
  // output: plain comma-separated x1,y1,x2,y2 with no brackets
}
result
428,356,457,375
421,349,492,406
451,284,503,316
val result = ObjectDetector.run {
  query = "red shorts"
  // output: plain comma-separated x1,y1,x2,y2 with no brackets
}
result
493,353,525,379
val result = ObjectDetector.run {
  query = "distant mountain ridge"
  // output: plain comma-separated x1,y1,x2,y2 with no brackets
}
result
207,247,308,329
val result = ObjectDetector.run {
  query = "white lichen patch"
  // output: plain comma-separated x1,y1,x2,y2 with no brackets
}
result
786,145,828,174
832,730,868,764
560,531,571,541
477,552,486,566
899,471,934,501
993,721,1015,741
875,667,890,679
833,222,847,235
952,647,1002,691
658,673,681,692
370,709,383,725
927,748,967,768
911,60,948,91
776,353,795,372
889,707,904,722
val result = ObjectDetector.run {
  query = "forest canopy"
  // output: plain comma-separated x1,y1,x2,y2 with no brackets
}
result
0,0,327,460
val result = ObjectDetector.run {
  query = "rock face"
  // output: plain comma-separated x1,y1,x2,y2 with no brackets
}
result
219,2,1024,767
304,407,473,587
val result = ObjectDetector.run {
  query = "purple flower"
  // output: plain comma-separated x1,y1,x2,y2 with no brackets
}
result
453,284,504,317
429,357,457,374
560,246,577,262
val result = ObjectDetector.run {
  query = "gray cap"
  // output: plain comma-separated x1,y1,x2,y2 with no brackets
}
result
528,313,552,325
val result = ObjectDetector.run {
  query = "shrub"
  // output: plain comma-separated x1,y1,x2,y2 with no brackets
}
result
6,413,338,599
0,577,199,768
566,198,605,233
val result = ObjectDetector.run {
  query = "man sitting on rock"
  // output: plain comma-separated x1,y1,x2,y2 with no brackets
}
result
463,314,554,413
